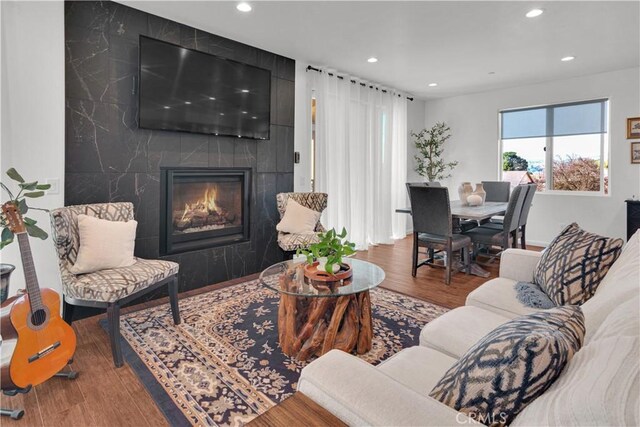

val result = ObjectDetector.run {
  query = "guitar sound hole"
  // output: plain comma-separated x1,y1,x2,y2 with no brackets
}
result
31,309,48,326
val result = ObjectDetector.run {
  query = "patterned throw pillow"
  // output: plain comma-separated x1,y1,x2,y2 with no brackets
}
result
533,223,624,306
429,306,585,427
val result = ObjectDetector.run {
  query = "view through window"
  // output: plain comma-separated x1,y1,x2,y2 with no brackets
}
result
500,99,609,194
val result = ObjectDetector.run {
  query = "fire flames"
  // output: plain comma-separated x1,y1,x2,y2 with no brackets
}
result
174,184,237,233
181,186,219,221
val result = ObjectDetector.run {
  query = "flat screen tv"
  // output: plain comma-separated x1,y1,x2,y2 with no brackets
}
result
139,36,271,140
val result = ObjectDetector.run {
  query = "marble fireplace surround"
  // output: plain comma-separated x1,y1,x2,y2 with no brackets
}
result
64,1,294,304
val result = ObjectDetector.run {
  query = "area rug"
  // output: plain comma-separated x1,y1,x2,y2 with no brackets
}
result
112,279,448,426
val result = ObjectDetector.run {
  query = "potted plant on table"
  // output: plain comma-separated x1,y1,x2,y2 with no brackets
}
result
297,227,356,277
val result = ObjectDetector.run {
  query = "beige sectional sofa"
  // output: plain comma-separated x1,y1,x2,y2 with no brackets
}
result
298,232,640,426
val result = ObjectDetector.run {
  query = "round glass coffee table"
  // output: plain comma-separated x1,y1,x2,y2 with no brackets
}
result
259,258,385,361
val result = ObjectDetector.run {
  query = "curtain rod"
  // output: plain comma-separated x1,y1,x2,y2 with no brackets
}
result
306,65,414,101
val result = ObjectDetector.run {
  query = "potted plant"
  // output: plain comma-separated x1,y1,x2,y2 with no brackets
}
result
0,168,50,302
412,122,458,182
297,227,356,276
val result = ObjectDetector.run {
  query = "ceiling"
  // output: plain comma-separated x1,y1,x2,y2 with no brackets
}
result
121,1,640,100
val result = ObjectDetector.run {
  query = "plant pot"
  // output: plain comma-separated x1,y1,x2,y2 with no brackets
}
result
1,263,16,304
304,261,353,291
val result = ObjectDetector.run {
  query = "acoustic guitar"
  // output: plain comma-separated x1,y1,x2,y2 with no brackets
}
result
0,201,76,390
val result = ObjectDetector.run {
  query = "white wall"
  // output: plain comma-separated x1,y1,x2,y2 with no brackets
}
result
423,67,640,245
293,62,312,192
0,1,65,297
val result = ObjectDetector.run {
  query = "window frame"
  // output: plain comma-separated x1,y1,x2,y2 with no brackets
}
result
498,98,611,197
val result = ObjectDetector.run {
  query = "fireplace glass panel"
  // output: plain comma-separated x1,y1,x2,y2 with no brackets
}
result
172,180,242,236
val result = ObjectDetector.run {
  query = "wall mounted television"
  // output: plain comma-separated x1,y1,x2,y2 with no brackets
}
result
138,36,271,140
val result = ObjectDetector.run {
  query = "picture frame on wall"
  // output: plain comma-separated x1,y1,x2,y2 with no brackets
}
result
632,142,640,164
627,117,640,139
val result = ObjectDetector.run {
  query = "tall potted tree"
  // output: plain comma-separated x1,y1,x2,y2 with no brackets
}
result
412,122,458,182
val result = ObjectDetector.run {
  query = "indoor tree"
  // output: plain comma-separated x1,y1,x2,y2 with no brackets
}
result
412,122,458,181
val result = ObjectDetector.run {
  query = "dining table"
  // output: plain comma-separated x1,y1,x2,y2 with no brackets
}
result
395,201,509,277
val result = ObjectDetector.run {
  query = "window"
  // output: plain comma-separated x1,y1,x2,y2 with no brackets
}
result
500,99,609,194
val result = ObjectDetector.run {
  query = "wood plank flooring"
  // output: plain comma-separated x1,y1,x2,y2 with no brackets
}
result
1,236,535,426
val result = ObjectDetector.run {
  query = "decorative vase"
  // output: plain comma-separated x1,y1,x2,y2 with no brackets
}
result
467,194,483,206
472,183,486,205
458,182,473,206
0,263,15,303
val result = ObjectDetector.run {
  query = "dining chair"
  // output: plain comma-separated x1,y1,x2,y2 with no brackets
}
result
483,184,536,248
462,184,527,261
408,186,471,285
481,181,511,202
516,183,537,248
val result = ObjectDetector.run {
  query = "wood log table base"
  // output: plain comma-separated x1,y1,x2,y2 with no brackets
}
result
277,291,373,361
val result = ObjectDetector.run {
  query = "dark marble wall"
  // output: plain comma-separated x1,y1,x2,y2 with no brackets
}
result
64,1,294,301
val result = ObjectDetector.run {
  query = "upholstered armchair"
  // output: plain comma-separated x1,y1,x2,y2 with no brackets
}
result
50,202,180,367
276,192,328,253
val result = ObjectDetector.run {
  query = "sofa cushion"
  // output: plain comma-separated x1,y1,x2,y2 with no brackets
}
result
466,277,540,318
430,306,585,427
589,295,640,342
533,223,624,306
420,306,511,358
512,336,639,427
581,231,640,342
378,346,457,395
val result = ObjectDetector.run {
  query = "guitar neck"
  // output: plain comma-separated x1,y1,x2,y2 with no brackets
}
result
16,232,43,312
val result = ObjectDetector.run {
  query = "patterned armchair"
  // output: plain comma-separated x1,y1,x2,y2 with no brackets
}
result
276,192,328,252
50,202,180,367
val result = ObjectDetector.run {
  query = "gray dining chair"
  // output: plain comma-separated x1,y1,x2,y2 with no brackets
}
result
484,184,536,248
463,184,527,261
408,186,471,285
482,181,511,202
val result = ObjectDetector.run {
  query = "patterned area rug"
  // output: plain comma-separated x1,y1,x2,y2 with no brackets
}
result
113,279,448,426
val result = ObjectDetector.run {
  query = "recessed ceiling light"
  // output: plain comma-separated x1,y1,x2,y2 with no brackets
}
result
220,113,225,116
237,2,252,12
561,56,575,62
525,8,544,18
184,101,191,105
241,89,249,93
163,106,170,109
428,83,438,87
242,111,248,114
367,57,378,63
209,97,216,100
251,116,257,119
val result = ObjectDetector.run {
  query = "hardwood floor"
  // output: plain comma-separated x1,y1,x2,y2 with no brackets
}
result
1,236,535,426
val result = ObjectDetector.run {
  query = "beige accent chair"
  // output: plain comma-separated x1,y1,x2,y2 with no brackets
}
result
50,202,180,367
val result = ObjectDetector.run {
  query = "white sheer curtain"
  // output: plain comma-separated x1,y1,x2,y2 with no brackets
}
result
309,68,407,249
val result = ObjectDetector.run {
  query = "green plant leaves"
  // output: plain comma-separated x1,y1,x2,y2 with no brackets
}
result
23,191,45,198
297,228,356,274
18,199,28,214
25,223,48,240
6,168,24,183
19,181,38,191
36,184,51,190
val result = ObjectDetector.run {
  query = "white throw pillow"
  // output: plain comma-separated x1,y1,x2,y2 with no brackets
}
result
276,199,321,234
70,214,137,274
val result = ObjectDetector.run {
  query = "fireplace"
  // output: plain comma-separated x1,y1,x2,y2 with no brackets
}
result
160,168,251,255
